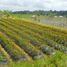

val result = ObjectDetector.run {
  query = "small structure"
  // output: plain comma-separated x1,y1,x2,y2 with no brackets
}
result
31,15,40,22
31,15,37,21
54,16,57,18
59,16,63,18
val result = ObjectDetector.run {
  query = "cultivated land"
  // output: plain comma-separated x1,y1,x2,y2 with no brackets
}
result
12,14,67,29
0,17,67,67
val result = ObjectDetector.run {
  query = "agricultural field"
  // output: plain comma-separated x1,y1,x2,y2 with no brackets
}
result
40,16,67,29
12,14,67,29
0,17,67,67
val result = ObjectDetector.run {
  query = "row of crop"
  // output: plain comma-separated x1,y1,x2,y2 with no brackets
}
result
0,45,10,64
27,31,67,53
20,23,67,47
44,38,67,54
1,18,66,45
0,19,66,52
0,20,56,55
6,18,67,37
3,18,67,45
2,18,67,42
21,18,67,35
18,30,67,54
0,32,28,62
0,19,67,54
46,33,67,47
0,19,65,54
0,24,43,60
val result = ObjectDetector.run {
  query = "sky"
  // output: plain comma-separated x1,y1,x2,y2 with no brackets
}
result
0,0,67,11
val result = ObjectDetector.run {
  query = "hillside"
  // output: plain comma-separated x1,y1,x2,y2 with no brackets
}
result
0,18,67,67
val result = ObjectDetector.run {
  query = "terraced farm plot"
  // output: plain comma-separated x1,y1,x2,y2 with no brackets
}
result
0,18,67,67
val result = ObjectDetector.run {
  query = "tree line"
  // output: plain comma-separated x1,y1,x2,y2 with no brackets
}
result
0,10,67,17
13,10,67,17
